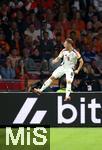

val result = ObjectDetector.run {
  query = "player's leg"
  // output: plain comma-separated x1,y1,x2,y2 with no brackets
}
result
65,69,74,101
64,80,72,101
33,76,55,94
34,66,64,94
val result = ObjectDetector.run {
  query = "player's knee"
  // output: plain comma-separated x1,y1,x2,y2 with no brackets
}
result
66,80,72,84
50,76,56,81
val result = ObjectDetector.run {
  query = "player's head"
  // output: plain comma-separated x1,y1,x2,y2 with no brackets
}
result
64,38,74,49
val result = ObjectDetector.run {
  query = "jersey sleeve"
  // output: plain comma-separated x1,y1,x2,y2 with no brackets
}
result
76,51,82,60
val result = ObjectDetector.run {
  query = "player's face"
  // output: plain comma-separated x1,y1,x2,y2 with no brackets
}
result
63,41,67,48
63,41,70,49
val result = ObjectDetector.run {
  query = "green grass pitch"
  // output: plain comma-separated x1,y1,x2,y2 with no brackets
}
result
0,128,102,150
51,128,102,150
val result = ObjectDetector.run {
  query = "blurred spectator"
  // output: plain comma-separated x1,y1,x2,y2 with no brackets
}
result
78,0,92,11
41,0,54,9
0,47,7,65
53,32,64,52
0,58,16,79
69,31,80,48
30,13,40,29
10,31,24,55
91,15,102,33
71,10,85,32
72,77,81,91
0,31,10,54
40,59,49,72
79,77,101,91
23,48,35,71
86,5,97,21
8,49,21,68
16,10,27,34
93,0,102,12
24,35,33,50
0,3,9,20
15,59,32,79
85,30,93,45
49,50,61,73
92,53,102,76
30,47,44,72
40,21,54,40
58,3,67,17
92,36,102,53
86,21,94,32
39,31,54,60
73,0,80,10
59,13,71,36
45,9,56,31
53,21,65,42
78,33,88,52
66,23,80,41
98,27,102,37
79,63,101,91
6,21,18,44
9,0,24,9
82,63,96,77
82,44,96,63
31,47,42,63
24,0,34,11
24,23,40,42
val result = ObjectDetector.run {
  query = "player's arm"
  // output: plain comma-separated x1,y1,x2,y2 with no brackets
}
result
74,52,84,74
52,50,63,64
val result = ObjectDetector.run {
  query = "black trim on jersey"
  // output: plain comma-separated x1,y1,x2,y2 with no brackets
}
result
78,57,82,60
72,49,77,53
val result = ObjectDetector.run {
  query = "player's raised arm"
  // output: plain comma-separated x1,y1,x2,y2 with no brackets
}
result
74,52,84,74
52,50,64,64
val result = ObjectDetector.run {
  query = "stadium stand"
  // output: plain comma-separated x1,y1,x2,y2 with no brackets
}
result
0,0,102,91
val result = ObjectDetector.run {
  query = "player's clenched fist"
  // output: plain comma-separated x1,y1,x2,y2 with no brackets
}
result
74,69,79,74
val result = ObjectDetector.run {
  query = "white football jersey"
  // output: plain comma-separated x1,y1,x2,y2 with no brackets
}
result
58,49,81,69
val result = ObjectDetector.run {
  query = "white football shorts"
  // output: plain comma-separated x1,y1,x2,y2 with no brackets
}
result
52,65,74,82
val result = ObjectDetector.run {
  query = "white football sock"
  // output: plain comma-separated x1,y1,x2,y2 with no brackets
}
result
40,78,53,92
66,82,71,98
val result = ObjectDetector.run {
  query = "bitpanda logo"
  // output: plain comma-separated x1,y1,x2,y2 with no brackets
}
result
13,98,47,124
13,96,102,125
57,96,102,124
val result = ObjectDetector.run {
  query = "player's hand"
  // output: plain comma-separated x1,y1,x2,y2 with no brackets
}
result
74,69,79,74
52,59,56,64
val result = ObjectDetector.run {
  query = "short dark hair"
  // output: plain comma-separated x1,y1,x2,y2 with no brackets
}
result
65,38,74,45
